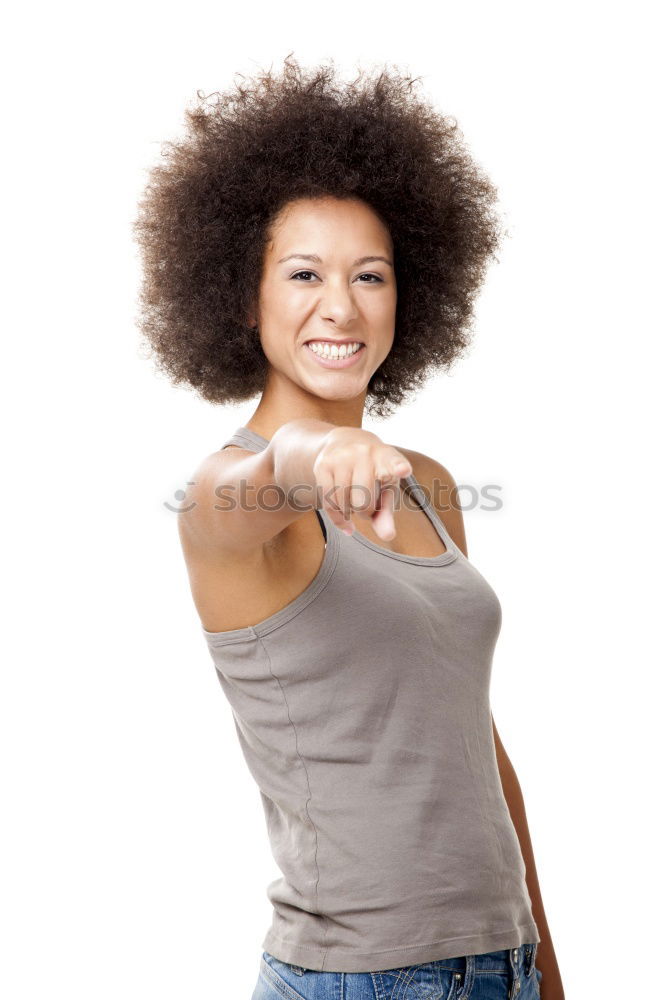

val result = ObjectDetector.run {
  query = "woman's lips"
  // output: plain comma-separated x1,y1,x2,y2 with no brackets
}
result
303,343,366,369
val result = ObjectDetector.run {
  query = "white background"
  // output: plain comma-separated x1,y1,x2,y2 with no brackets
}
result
2,2,664,997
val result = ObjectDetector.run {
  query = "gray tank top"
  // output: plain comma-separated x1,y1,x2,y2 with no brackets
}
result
201,426,540,973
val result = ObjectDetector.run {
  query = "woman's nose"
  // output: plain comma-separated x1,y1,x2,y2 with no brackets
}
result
319,283,359,325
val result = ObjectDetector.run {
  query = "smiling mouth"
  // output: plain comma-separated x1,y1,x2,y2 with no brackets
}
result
304,338,365,346
303,340,366,365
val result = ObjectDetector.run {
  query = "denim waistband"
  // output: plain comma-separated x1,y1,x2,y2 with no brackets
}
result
273,942,538,982
434,942,537,990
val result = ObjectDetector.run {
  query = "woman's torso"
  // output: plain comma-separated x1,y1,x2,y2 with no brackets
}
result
186,425,540,973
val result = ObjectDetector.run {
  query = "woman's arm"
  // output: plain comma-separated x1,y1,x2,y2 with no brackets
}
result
492,716,565,999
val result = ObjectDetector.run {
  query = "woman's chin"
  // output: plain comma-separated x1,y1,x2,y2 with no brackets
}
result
303,377,367,402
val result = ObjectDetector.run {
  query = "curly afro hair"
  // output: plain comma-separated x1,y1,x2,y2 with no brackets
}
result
133,54,505,419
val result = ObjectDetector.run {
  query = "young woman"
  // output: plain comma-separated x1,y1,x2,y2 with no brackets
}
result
134,56,564,1000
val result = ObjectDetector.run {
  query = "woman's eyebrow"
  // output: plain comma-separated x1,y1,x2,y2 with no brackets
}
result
277,252,393,267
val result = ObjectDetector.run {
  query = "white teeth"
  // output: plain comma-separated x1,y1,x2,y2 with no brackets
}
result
307,341,362,358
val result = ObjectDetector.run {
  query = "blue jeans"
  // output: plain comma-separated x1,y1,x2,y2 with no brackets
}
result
252,942,542,999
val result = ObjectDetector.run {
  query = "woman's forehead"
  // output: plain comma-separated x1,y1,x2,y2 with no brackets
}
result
266,196,393,256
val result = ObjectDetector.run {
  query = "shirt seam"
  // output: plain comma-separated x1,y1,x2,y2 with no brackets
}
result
255,633,330,966
264,922,540,956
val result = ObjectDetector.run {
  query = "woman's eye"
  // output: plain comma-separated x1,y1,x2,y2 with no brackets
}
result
290,271,383,283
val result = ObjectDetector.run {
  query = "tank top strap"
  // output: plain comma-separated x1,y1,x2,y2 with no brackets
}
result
403,472,460,556
220,426,270,453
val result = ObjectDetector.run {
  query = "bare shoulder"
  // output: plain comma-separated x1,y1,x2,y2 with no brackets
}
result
392,445,469,557
176,444,258,556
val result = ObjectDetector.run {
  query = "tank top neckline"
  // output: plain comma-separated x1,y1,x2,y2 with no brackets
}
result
221,425,459,568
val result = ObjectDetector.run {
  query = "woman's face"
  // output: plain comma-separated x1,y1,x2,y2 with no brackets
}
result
253,196,397,404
